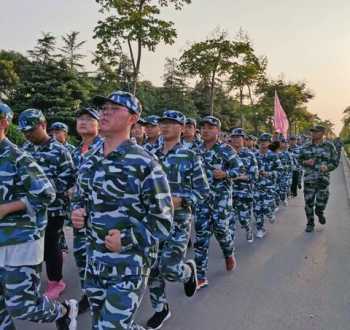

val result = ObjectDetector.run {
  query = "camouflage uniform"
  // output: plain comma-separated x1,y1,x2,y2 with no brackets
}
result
231,147,258,236
20,109,75,284
74,91,173,329
333,138,343,165
143,115,162,154
0,136,67,328
277,150,294,203
253,145,283,229
195,137,243,281
289,141,303,196
149,139,209,312
299,138,338,227
71,135,102,289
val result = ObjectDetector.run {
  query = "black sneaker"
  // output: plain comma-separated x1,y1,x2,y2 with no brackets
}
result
305,224,314,233
78,294,90,315
184,259,197,297
56,299,78,330
316,213,326,225
146,304,171,330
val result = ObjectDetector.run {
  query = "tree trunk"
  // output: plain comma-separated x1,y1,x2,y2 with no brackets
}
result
209,71,216,116
239,87,244,127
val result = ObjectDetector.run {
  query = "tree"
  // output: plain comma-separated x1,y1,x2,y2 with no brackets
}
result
59,31,86,71
0,59,19,99
179,31,235,115
28,32,58,64
93,0,191,94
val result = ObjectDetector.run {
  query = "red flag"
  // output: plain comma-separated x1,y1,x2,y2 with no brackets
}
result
273,90,289,137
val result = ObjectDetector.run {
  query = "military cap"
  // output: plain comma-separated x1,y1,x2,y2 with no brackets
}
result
258,133,272,142
144,115,160,126
310,125,326,133
200,115,221,128
185,118,197,127
18,108,46,132
76,107,100,120
93,90,142,115
0,103,13,122
230,127,246,137
50,122,69,133
288,135,297,141
159,110,186,125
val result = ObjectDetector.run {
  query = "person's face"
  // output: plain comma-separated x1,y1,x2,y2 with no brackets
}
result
230,135,244,149
99,102,136,136
259,141,270,150
244,138,252,148
145,124,160,140
280,142,288,150
201,123,219,143
311,131,324,140
52,129,67,144
0,117,10,137
76,114,99,137
160,120,183,141
24,123,47,144
131,123,145,139
183,124,196,140
289,139,296,146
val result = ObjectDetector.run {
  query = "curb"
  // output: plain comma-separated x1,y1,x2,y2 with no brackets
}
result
341,152,350,203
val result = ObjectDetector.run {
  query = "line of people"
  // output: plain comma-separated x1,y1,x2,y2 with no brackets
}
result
0,90,340,330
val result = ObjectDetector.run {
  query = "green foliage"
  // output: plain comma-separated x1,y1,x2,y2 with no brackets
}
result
7,123,25,145
94,0,191,93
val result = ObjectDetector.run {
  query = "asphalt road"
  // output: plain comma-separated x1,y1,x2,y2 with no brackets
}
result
17,164,350,330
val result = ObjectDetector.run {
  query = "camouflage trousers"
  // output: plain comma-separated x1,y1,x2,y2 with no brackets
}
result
232,197,253,230
73,228,87,290
84,260,148,330
149,210,192,312
304,182,330,225
194,194,234,280
253,187,275,229
0,264,64,330
279,174,292,202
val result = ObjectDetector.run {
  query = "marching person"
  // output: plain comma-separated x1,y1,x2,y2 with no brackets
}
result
19,109,75,300
143,115,162,154
50,122,75,154
146,110,209,329
71,107,102,314
229,128,258,243
71,91,173,329
299,125,338,232
0,103,78,330
195,116,243,289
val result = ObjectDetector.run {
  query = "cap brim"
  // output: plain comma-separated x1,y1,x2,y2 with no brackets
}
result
159,117,184,125
200,120,219,127
92,95,126,108
76,109,99,120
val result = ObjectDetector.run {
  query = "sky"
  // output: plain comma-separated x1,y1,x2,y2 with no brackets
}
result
1,0,350,134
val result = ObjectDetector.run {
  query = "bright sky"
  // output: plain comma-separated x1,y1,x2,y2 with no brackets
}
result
1,0,349,133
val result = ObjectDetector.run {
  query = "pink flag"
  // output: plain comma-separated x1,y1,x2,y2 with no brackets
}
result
273,90,289,137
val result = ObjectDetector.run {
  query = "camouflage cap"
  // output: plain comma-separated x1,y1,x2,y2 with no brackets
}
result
144,115,160,126
50,122,69,133
258,133,272,142
93,90,142,114
159,110,186,125
18,108,46,132
200,115,221,128
230,127,246,137
0,103,14,122
310,125,326,133
185,118,197,127
76,107,100,120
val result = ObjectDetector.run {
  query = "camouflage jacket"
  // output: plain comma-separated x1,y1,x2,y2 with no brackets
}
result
73,139,173,274
232,147,258,199
154,142,210,209
143,136,163,155
197,141,243,195
289,145,302,170
22,137,75,216
181,137,202,152
0,138,56,247
63,142,76,154
299,140,338,185
255,149,283,189
278,150,295,175
71,136,103,172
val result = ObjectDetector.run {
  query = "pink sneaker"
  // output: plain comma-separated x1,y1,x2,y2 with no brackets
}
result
44,280,66,300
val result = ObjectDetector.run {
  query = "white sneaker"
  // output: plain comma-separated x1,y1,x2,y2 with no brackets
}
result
268,214,276,224
256,229,266,239
56,299,78,330
282,200,288,207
